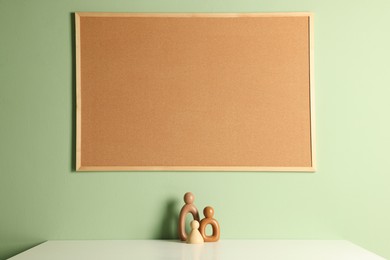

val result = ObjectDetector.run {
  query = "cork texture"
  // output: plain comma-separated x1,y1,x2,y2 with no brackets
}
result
76,14,313,169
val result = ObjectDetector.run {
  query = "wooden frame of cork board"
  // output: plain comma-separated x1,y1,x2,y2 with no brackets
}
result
75,12,315,172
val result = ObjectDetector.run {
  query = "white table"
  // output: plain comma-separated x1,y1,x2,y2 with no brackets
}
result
7,240,385,260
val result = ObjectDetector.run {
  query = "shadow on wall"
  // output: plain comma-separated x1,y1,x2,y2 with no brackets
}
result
154,198,180,239
0,240,43,260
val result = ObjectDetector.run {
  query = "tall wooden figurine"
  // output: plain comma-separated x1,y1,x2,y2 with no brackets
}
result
199,206,220,242
178,192,200,241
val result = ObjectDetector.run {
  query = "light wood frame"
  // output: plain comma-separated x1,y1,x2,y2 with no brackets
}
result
75,12,315,172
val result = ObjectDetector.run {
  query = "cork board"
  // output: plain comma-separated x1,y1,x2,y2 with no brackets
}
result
75,13,315,172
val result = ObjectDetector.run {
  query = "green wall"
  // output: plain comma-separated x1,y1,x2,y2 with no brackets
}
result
1,0,390,259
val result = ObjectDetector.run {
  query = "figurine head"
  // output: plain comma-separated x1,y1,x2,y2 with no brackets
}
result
203,206,214,218
184,192,195,204
190,220,200,230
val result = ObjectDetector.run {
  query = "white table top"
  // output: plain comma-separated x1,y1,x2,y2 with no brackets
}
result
8,240,385,260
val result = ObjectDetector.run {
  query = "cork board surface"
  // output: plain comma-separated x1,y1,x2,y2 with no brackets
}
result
76,13,315,171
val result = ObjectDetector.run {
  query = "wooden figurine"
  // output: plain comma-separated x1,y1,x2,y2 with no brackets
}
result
178,192,200,241
186,220,204,244
199,206,220,242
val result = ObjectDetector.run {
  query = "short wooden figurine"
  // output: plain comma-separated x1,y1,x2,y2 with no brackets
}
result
178,192,200,241
199,206,220,242
187,220,204,244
